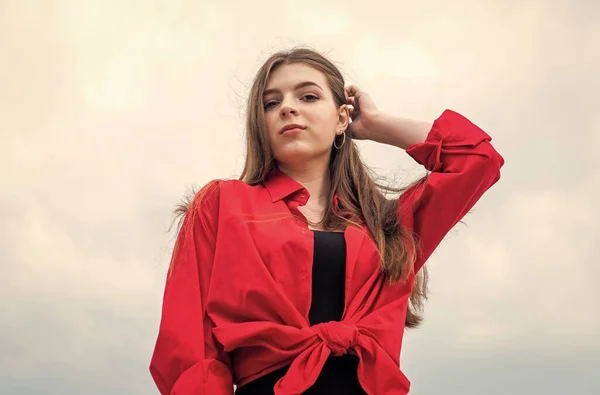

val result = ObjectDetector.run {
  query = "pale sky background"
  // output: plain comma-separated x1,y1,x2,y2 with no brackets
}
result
1,0,598,394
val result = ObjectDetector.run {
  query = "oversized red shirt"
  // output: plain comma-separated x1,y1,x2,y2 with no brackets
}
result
150,110,504,394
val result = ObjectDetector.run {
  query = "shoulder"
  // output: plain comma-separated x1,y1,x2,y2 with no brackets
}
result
190,178,264,211
219,178,262,195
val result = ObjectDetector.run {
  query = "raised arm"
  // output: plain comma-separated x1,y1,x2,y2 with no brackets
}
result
397,110,504,271
150,181,234,394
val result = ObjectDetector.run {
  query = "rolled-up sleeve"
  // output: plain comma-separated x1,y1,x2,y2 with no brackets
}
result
399,110,505,272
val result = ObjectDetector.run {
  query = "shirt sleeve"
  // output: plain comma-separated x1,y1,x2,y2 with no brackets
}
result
150,181,234,395
399,110,505,272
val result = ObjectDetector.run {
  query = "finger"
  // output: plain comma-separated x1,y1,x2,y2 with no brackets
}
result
347,105,359,120
342,104,352,117
345,85,361,98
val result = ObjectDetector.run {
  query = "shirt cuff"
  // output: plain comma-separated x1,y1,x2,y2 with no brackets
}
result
405,109,492,172
171,359,233,395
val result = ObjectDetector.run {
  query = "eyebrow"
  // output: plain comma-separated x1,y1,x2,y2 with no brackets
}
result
263,81,323,97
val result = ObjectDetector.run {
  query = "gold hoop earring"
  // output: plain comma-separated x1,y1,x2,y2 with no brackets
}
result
333,132,346,149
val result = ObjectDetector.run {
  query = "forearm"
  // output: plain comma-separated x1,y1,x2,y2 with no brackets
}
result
371,112,433,150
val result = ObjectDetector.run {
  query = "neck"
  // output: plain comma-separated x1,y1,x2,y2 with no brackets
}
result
278,158,331,203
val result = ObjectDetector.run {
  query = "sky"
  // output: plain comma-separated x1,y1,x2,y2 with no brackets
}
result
1,0,598,394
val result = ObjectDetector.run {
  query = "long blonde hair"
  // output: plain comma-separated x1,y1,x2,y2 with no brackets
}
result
177,47,429,328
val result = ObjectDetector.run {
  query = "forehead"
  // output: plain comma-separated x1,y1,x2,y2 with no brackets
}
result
265,63,328,91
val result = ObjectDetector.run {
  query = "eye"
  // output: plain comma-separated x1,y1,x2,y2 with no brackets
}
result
302,94,319,102
263,100,278,110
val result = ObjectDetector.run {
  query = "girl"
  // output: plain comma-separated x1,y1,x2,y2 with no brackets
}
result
150,48,504,394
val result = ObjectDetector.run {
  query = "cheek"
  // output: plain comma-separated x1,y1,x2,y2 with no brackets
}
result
313,108,340,135
264,113,279,141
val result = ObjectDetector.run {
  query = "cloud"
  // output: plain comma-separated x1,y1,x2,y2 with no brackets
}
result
1,0,598,394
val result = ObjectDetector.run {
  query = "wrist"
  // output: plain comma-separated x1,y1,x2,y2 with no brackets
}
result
368,111,393,144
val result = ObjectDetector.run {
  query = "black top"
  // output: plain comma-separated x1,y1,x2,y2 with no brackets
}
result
235,230,367,394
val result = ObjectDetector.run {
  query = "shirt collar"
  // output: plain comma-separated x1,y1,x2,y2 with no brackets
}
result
264,167,341,210
264,167,305,202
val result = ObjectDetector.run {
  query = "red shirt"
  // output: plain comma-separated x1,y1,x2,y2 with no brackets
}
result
150,110,504,394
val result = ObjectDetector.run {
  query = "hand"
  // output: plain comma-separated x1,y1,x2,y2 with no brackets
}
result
344,85,382,141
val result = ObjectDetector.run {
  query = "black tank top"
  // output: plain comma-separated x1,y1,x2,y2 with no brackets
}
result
235,230,367,394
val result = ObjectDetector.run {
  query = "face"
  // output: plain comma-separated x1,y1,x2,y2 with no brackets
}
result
262,63,348,166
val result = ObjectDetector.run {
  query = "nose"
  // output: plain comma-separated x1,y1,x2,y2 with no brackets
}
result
279,97,299,118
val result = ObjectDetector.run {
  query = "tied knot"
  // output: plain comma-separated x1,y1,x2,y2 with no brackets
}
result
312,321,359,357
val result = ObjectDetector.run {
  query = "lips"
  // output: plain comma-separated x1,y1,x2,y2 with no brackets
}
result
279,124,306,134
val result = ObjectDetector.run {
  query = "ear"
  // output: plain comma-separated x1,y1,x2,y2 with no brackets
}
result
336,104,350,135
